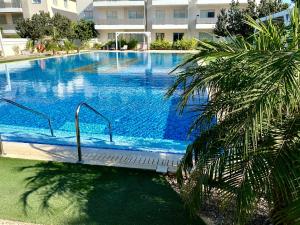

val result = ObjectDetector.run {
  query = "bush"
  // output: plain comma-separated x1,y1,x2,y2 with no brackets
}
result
119,39,127,49
127,39,137,49
62,40,76,53
93,43,102,49
172,38,198,50
127,39,138,50
26,40,34,52
150,40,172,50
103,40,116,50
44,39,60,55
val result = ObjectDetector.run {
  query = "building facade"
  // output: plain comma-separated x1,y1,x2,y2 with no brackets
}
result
0,0,250,42
0,0,77,35
89,0,248,43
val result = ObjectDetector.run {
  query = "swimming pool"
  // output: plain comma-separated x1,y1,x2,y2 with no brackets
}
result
0,52,207,154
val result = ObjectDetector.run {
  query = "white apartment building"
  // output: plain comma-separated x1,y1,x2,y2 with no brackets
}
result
86,0,248,43
0,0,77,35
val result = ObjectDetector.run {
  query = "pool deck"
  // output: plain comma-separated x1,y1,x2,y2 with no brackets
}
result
1,141,183,173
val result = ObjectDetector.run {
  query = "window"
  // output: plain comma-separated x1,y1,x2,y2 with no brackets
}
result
83,10,93,20
0,15,6,24
155,33,165,41
128,10,143,19
173,9,187,19
12,14,22,24
32,0,41,3
155,10,165,21
173,33,184,42
107,10,117,19
199,10,215,18
108,33,115,40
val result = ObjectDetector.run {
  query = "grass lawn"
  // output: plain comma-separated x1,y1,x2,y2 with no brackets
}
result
0,157,205,225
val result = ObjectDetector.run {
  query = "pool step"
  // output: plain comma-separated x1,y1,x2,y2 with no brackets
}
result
1,141,183,173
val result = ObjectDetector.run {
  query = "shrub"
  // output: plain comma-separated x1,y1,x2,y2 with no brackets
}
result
150,40,172,50
44,39,60,55
25,40,34,52
127,39,138,50
103,40,116,50
172,38,198,50
62,40,76,53
93,43,102,49
119,39,127,49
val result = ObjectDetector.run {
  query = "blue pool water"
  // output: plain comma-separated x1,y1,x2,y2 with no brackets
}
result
0,52,207,154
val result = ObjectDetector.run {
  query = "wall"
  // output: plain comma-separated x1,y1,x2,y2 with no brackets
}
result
95,0,247,43
1,38,27,56
21,0,77,20
21,0,49,18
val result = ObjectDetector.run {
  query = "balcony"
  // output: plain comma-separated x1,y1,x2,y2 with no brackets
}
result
196,0,247,4
152,18,188,29
93,0,145,7
94,18,145,29
0,0,22,13
196,17,217,29
152,0,188,5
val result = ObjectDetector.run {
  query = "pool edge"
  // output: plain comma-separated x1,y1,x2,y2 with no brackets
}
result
1,141,183,173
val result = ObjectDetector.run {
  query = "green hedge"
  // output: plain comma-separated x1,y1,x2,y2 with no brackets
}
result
172,38,198,50
150,40,173,50
150,39,198,50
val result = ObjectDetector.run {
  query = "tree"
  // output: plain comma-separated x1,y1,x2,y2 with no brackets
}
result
51,13,73,40
214,9,228,36
214,0,289,37
16,12,52,42
72,19,98,52
227,0,245,35
167,7,300,225
72,19,98,42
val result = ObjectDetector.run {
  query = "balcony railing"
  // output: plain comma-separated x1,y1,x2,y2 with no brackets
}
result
196,17,217,24
0,0,21,8
95,18,144,25
152,18,188,25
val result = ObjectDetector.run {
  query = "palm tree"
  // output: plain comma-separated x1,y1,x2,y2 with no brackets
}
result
167,6,300,225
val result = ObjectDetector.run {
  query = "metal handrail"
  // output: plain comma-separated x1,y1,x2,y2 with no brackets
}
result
0,98,54,137
75,102,113,162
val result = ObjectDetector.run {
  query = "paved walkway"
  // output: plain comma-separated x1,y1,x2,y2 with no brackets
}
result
1,142,183,173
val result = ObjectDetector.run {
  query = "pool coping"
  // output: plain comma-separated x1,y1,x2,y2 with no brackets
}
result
1,50,195,65
1,141,183,173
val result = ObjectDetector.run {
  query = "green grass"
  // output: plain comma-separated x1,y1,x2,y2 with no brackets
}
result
0,157,205,225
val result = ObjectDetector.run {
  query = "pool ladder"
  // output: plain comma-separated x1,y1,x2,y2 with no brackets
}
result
75,102,113,162
0,98,54,136
0,99,113,163
0,98,54,155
